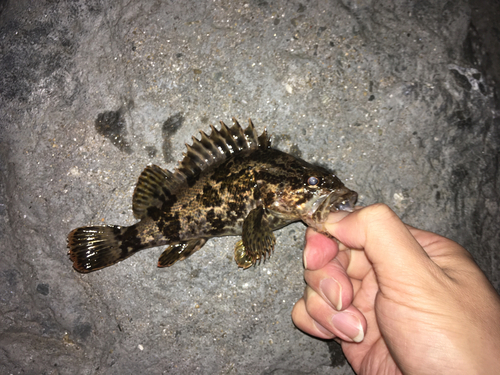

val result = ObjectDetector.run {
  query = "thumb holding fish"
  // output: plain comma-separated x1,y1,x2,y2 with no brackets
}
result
292,203,500,375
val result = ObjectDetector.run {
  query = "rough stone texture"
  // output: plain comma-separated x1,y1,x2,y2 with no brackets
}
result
0,0,499,374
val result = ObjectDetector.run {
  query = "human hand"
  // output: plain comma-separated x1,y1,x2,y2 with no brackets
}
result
292,204,500,374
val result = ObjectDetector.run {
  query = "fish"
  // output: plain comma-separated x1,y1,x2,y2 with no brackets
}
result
67,118,358,273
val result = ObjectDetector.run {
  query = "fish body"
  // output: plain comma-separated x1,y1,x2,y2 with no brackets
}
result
68,118,357,272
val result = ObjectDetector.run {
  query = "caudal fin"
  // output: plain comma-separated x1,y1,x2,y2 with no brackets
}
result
68,225,129,273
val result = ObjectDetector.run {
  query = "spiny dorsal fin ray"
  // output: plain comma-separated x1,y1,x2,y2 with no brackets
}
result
218,120,238,153
209,123,231,157
256,119,271,149
133,118,270,211
174,117,269,185
244,118,259,149
132,165,174,219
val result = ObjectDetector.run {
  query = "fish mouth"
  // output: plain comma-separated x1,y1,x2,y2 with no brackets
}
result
311,190,358,224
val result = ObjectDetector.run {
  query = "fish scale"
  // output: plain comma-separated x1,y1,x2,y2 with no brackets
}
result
68,118,358,273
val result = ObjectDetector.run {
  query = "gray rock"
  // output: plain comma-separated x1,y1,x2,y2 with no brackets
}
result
1,0,499,374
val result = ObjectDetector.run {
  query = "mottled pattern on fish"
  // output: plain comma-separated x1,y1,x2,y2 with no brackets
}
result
68,118,357,272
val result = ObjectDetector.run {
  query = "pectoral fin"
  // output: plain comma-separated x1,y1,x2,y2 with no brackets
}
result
234,207,276,268
158,238,207,267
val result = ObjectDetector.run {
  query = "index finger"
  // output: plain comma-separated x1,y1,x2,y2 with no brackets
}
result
303,210,353,271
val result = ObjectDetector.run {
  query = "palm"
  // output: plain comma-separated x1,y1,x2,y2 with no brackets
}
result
339,229,471,374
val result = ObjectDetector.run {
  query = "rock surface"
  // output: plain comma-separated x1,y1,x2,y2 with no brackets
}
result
1,0,499,374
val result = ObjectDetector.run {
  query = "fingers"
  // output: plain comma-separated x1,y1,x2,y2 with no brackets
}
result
292,287,366,342
303,228,339,271
292,298,335,339
295,221,369,343
304,228,373,282
302,211,351,271
303,227,367,313
304,257,352,311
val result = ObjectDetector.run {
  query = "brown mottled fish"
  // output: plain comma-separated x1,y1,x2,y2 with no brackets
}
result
68,118,357,273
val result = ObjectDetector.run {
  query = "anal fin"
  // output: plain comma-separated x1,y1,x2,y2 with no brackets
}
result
158,238,207,267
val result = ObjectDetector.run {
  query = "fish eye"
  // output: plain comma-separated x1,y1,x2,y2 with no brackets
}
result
307,176,319,186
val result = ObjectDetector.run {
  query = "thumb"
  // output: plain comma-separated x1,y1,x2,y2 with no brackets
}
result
324,204,435,289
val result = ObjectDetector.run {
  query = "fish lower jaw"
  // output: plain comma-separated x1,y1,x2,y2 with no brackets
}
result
301,214,326,231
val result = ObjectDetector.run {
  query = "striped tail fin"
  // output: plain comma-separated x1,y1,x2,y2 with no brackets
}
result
68,225,132,273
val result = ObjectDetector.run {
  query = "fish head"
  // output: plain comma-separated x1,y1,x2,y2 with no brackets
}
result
263,155,357,228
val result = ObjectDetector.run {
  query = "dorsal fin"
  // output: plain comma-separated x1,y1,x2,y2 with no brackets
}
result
132,165,175,219
175,118,270,185
132,118,270,217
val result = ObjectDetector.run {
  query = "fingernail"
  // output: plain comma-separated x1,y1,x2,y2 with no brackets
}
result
332,312,364,342
320,278,342,310
303,229,315,270
303,242,309,270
